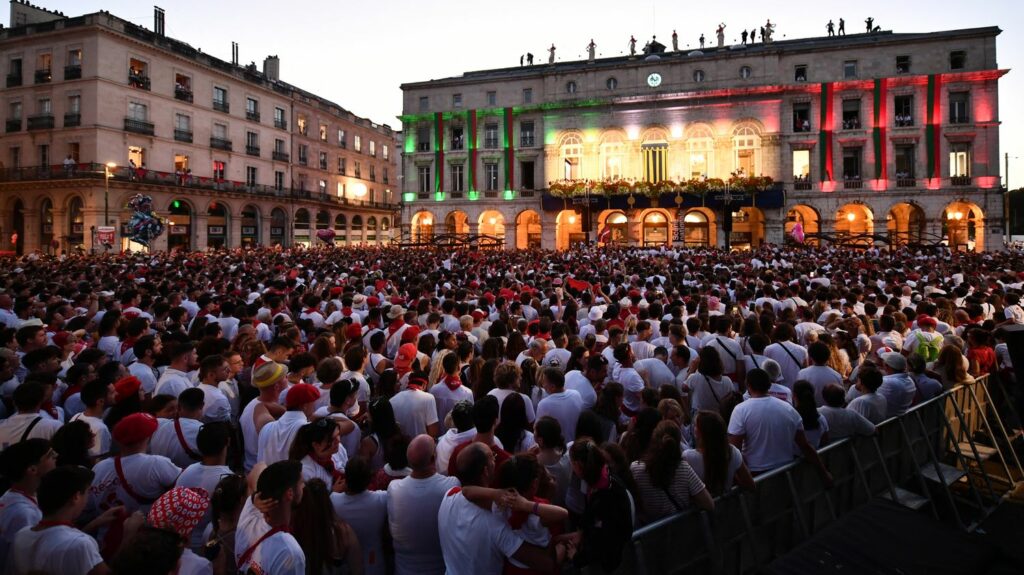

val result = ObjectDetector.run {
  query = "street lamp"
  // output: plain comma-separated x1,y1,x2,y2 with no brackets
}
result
103,162,116,226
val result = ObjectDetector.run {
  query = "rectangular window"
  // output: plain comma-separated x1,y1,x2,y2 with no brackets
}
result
418,165,431,194
354,135,362,152
949,143,971,177
842,147,862,180
213,123,227,140
319,124,328,142
843,60,857,79
338,157,346,174
246,166,257,186
67,48,82,66
297,115,308,136
274,107,286,129
337,129,346,148
369,165,376,181
950,50,966,70
38,144,48,166
452,93,462,108
274,138,285,153
382,144,389,160
793,103,811,132
246,97,259,120
896,55,911,74
67,94,81,113
175,113,190,131
174,73,192,101
451,126,464,150
417,125,431,151
794,64,807,82
319,151,328,170
792,150,810,179
419,96,429,111
37,97,51,114
246,131,258,147
319,179,327,194
451,164,464,192
841,99,861,129
894,95,914,126
485,123,499,148
298,144,308,165
487,91,497,106
9,146,20,168
520,121,535,147
127,57,147,88
67,142,79,162
213,86,228,111
895,145,916,180
369,140,376,157
523,88,533,104
354,161,361,178
485,163,499,190
383,167,389,183
274,170,284,190
949,92,970,124
9,101,21,120
127,101,148,121
521,160,535,190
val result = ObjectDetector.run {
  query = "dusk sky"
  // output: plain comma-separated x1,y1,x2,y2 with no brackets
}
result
10,0,1023,187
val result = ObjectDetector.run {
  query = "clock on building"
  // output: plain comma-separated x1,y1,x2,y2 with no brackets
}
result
647,72,662,87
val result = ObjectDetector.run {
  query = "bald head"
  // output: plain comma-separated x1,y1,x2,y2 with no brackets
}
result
455,442,493,486
407,434,436,472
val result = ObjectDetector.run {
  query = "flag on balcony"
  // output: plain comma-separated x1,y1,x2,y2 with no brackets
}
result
598,225,611,244
791,221,805,244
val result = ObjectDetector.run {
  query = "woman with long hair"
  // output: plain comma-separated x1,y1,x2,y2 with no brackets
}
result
202,473,248,575
534,416,571,508
309,334,337,366
289,418,343,486
519,357,542,407
965,327,997,377
505,331,528,362
619,407,661,464
683,411,754,496
473,358,500,401
792,380,828,448
630,420,714,524
682,346,736,417
495,392,536,453
358,398,403,472
293,478,363,575
591,382,624,443
931,344,975,389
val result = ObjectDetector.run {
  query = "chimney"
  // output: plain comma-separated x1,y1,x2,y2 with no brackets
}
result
263,55,280,81
153,6,165,36
231,42,239,65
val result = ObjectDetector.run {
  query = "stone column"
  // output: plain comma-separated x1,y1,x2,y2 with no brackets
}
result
765,208,785,246
468,221,480,238
22,212,40,254
541,211,557,250
260,216,272,247
194,213,209,251
504,221,518,250
50,208,67,254
230,213,242,249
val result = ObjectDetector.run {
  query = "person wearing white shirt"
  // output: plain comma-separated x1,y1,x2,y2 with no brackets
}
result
234,461,306,575
535,368,584,442
89,413,181,517
634,350,676,391
612,343,645,415
846,369,888,424
435,401,479,476
175,422,234,550
127,334,161,397
155,341,198,398
797,342,845,406
388,435,459,575
727,369,832,486
150,388,205,468
68,379,114,457
0,382,63,450
700,317,746,381
1003,294,1024,325
876,353,916,419
487,363,537,424
331,457,389,575
818,385,875,441
390,373,440,439
430,354,474,433
682,347,737,416
763,326,807,388
258,384,319,466
564,355,608,410
0,438,55,567
196,355,233,423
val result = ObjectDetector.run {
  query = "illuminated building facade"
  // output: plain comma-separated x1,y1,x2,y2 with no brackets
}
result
0,1,399,254
400,27,1005,251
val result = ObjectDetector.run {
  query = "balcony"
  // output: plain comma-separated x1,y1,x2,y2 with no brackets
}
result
951,175,972,186
27,114,55,131
794,181,812,190
417,142,430,152
6,73,21,87
210,137,233,151
5,119,20,132
246,111,261,122
896,177,917,188
843,178,863,189
174,87,194,103
124,117,155,135
34,69,52,84
174,129,193,143
213,100,230,113
128,72,150,90
272,150,290,162
274,118,287,130
64,65,81,80
298,157,308,166
521,135,535,147
484,138,499,149
246,145,261,156
63,113,81,127
793,121,812,133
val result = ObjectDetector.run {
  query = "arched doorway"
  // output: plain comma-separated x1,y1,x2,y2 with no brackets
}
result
270,207,287,246
835,203,873,242
445,210,469,236
294,208,311,246
315,210,331,244
887,203,925,247
786,205,820,246
411,211,434,243
516,210,542,249
334,214,347,246
366,216,378,244
351,215,363,244
380,217,391,244
600,210,629,244
207,201,228,249
729,207,765,250
942,201,984,252
68,197,85,249
240,205,259,247
642,210,670,246
681,208,714,247
556,209,584,250
167,199,193,252
478,211,505,246
11,200,24,255
40,198,54,253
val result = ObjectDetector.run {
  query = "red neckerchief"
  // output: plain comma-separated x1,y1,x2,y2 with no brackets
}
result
197,308,210,318
313,453,344,482
120,337,137,355
303,308,319,316
41,402,58,420
64,384,83,402
387,318,405,335
407,381,425,391
535,333,551,341
442,374,462,391
341,307,353,316
35,520,73,530
252,319,260,327
10,488,37,505
367,320,380,330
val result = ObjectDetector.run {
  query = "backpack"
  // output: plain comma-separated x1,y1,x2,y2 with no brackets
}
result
915,332,942,363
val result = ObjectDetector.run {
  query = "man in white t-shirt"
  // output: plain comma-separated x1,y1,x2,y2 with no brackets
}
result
196,355,233,423
486,362,536,423
388,435,459,575
438,443,563,575
877,353,916,419
175,421,234,550
150,387,205,468
258,384,318,465
763,326,808,388
634,347,677,391
127,334,161,396
390,372,440,439
612,343,645,415
235,460,306,575
797,342,845,406
818,384,875,441
68,379,114,457
728,369,832,486
436,401,477,476
154,341,197,398
0,439,56,566
536,367,584,441
701,316,746,382
846,369,888,424
1001,293,1024,325
564,355,608,409
0,381,63,450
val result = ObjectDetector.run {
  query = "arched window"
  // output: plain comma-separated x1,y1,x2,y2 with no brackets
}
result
600,133,625,179
687,126,715,178
733,125,761,176
559,134,583,180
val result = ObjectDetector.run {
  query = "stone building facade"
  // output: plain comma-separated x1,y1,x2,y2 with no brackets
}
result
400,26,1005,252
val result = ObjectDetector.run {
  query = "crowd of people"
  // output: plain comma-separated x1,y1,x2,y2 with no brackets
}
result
0,241,1019,575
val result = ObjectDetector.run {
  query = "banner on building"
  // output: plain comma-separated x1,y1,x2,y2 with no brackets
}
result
97,226,116,246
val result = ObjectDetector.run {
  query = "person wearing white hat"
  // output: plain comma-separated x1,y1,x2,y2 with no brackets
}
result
878,352,914,419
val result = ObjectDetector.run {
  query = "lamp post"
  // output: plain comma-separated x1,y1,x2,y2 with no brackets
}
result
103,162,116,226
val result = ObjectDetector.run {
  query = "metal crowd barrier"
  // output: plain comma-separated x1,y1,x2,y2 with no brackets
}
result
616,375,1022,575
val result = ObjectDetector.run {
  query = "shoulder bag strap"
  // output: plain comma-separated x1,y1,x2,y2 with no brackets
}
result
114,456,156,505
19,416,43,443
237,527,284,571
779,342,802,368
704,374,723,406
715,337,738,361
174,418,200,460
